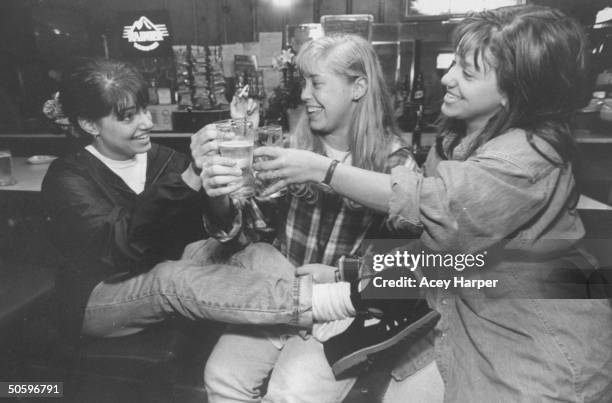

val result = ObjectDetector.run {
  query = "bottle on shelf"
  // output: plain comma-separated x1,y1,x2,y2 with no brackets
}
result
397,75,413,132
412,71,425,106
157,72,173,105
148,78,159,105
411,71,428,165
412,104,423,152
235,73,245,95
243,72,251,97
411,72,425,150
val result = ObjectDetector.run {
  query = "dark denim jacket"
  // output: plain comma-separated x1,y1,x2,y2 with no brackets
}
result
388,130,612,402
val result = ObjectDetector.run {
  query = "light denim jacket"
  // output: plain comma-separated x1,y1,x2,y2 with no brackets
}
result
388,129,612,402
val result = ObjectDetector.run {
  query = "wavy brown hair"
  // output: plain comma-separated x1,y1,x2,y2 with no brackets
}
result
436,5,589,167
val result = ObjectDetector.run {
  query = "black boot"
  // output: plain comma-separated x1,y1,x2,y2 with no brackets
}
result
323,275,439,378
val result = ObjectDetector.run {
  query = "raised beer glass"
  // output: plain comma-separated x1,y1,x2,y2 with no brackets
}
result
255,125,286,199
216,119,256,203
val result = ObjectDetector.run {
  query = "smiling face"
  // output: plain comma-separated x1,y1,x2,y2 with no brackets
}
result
440,51,507,134
92,105,153,160
300,64,357,143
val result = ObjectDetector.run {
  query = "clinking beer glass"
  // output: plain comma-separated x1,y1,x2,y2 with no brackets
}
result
254,125,286,199
216,119,256,202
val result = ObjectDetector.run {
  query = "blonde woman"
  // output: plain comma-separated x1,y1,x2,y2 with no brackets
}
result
199,34,434,402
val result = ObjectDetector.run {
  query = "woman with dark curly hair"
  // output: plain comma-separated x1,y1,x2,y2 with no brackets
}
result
255,5,612,402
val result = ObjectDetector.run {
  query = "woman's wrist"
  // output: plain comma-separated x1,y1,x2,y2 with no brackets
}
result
181,165,202,191
314,155,333,182
189,158,202,175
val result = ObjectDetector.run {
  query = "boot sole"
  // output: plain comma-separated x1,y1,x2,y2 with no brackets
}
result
331,310,440,377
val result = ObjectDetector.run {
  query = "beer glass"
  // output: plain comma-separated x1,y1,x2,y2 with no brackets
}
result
255,125,286,199
0,149,16,186
216,119,256,202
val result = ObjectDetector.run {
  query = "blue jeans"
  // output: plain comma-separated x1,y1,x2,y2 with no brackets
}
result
82,240,314,337
205,326,356,403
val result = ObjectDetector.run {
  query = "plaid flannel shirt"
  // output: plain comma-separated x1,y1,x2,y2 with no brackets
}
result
203,141,420,268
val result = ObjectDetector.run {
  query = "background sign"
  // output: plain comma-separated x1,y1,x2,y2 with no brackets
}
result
116,10,173,58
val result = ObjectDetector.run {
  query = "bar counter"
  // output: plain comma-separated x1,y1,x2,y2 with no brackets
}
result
1,129,611,204
1,128,610,142
2,156,610,211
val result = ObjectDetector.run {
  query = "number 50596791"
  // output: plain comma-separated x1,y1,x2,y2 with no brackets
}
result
1,382,63,397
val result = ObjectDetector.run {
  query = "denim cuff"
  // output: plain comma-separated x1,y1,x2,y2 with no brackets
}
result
388,165,423,230
295,274,314,328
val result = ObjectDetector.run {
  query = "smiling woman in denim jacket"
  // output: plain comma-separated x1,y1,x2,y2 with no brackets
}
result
255,5,612,402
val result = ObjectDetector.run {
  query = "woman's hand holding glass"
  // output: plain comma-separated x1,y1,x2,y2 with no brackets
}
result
191,124,219,168
254,125,286,199
252,148,329,197
191,124,243,198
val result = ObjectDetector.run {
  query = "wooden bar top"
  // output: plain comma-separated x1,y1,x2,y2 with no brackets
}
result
1,157,53,192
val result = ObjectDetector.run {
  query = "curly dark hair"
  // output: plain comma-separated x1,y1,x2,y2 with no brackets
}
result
437,5,589,167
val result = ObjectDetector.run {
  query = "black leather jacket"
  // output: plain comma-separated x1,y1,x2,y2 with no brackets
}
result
41,143,206,338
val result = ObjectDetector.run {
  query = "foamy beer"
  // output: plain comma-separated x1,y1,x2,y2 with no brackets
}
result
216,119,256,201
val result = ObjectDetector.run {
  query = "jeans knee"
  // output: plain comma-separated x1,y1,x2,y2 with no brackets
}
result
203,354,225,393
239,243,295,276
150,261,175,288
149,260,195,293
181,239,208,260
250,243,284,261
205,352,262,401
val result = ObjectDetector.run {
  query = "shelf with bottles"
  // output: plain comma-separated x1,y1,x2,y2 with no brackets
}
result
173,44,228,111
233,70,266,101
133,57,177,106
232,67,266,127
396,71,427,145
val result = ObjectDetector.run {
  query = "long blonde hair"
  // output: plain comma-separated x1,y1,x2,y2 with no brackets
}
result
293,34,400,172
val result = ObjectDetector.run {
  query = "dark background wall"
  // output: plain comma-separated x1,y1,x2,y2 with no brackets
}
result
0,0,608,132
83,0,607,45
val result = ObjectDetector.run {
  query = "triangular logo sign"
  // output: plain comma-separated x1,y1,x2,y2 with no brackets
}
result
122,16,169,52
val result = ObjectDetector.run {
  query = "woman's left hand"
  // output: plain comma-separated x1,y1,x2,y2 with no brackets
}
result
252,147,330,196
